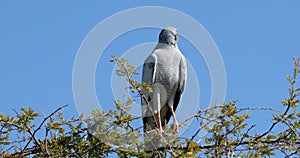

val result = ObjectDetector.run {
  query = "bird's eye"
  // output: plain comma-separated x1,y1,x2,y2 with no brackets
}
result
174,34,178,41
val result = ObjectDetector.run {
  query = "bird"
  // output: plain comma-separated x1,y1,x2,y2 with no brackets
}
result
141,27,187,134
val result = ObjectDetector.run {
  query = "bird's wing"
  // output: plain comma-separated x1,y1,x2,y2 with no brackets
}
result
142,54,157,87
141,54,157,129
177,55,187,96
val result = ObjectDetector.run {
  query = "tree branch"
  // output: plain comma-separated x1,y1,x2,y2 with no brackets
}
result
19,104,68,157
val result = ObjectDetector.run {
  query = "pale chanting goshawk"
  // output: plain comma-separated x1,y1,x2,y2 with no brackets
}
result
142,27,187,133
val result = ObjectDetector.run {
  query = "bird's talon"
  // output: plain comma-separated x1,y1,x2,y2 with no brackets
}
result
157,128,165,134
171,122,179,133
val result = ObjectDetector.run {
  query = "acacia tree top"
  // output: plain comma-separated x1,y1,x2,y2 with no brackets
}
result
0,56,299,157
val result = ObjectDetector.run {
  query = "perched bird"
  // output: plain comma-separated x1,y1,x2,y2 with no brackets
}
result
141,27,187,134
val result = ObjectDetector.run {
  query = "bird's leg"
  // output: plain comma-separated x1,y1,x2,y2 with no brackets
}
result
157,110,164,133
170,106,179,133
154,89,164,134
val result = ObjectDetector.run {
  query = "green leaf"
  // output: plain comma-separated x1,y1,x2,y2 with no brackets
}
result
266,135,276,140
295,111,300,118
281,99,288,105
287,113,296,119
116,69,126,76
286,75,292,84
205,137,211,144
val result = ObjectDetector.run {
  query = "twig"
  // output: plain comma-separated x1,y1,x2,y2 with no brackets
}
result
281,117,300,138
12,108,43,153
233,124,256,151
23,123,42,152
19,104,68,157
237,107,281,113
180,113,219,126
112,55,158,129
45,127,51,157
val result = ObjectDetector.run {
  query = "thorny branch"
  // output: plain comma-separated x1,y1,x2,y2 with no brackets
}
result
112,55,159,130
0,56,299,157
18,104,68,157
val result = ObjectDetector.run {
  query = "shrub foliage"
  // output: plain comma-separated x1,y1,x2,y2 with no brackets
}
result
0,56,299,157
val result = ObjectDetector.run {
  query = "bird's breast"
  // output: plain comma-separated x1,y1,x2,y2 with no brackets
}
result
155,63,179,89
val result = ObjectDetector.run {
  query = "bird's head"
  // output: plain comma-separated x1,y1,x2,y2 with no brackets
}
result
158,27,178,46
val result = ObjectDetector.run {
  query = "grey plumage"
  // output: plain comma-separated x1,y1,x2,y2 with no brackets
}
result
141,27,187,133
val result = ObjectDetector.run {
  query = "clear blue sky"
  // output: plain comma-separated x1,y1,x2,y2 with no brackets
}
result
1,1,300,155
